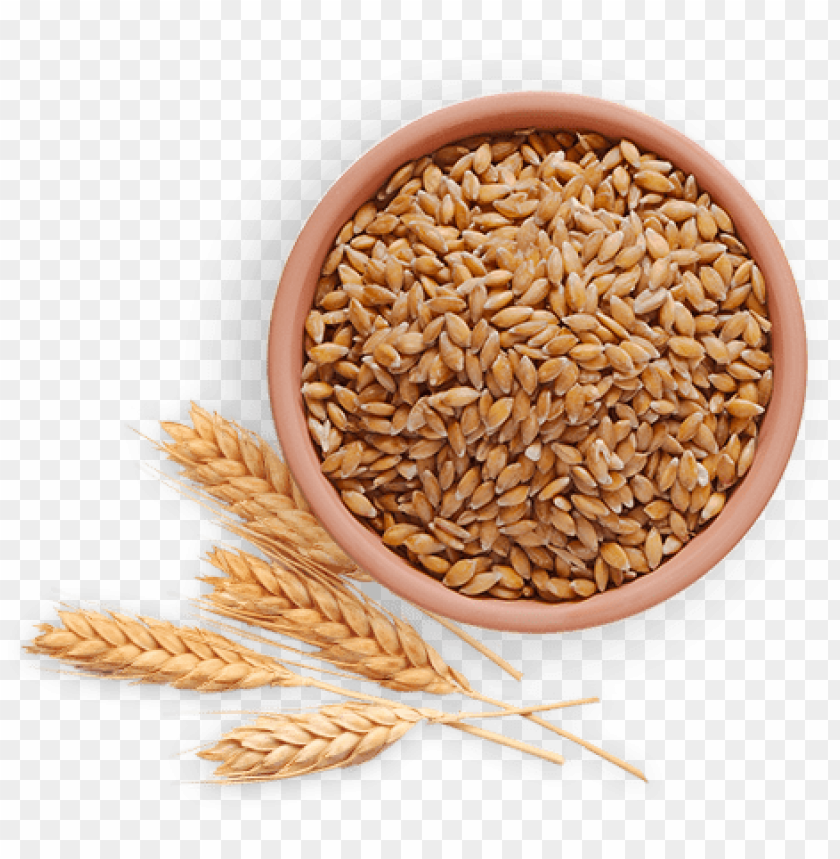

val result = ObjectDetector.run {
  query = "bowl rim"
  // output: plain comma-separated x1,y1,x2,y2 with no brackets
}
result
268,91,807,634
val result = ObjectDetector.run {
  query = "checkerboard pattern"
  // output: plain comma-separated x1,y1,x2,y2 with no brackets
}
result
2,2,837,856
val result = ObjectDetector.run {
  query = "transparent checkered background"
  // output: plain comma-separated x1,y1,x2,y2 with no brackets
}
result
1,2,836,856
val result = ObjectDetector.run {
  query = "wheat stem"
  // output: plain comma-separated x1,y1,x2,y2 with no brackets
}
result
444,722,566,767
198,700,565,784
206,698,596,724
422,610,523,681
305,676,593,725
437,698,598,723
466,690,647,782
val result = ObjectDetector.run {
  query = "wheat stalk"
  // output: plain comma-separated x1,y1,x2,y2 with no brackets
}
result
155,404,368,581
200,547,471,696
154,406,523,680
198,701,569,783
28,603,641,779
465,688,647,782
199,547,646,780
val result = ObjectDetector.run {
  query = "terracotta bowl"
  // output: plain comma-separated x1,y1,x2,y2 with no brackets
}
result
268,92,806,634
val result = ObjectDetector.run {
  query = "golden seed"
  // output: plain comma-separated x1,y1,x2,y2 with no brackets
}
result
404,533,446,554
342,491,377,518
668,336,704,360
645,528,663,568
486,397,514,432
726,398,764,419
497,485,530,507
700,492,726,522
634,170,673,193
459,570,503,596
382,523,423,545
601,542,629,571
659,200,697,222
571,578,597,598
443,558,482,588
439,387,482,408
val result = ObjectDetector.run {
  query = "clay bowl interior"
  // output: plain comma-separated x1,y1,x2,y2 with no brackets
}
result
268,92,806,634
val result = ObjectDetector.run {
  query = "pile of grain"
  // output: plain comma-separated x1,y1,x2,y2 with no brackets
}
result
301,130,772,601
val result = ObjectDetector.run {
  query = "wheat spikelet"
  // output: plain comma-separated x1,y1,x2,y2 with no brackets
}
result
200,547,471,696
157,404,369,581
26,608,302,691
198,703,428,782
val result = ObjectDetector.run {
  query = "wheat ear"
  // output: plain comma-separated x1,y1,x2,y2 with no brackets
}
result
198,704,426,782
155,404,368,581
200,547,471,696
26,608,305,691
198,701,568,783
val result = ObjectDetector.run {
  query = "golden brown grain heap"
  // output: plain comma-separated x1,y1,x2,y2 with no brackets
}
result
301,129,773,601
